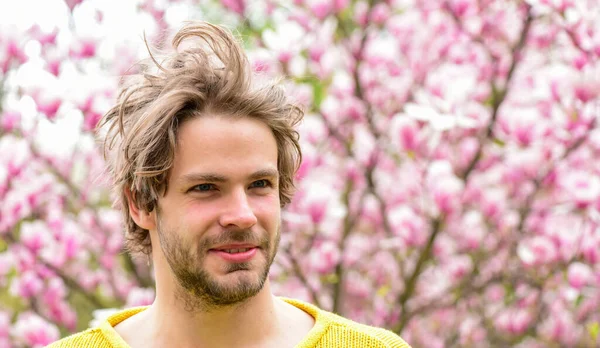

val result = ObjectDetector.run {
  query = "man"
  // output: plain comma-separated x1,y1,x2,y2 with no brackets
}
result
49,21,410,348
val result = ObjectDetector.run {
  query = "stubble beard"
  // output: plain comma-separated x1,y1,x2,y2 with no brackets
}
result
156,217,280,313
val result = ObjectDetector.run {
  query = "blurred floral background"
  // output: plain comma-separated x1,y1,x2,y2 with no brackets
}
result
0,0,599,347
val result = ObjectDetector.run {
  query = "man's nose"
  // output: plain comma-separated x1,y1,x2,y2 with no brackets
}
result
218,189,258,229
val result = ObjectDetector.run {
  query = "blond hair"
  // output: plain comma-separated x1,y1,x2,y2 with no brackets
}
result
99,22,303,255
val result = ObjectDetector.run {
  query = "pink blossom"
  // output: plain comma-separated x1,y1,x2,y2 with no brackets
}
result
10,270,43,298
126,287,156,307
495,308,532,335
35,98,62,120
100,253,116,269
446,255,473,282
538,306,581,346
333,0,349,12
343,235,374,266
306,199,327,225
353,1,369,27
298,181,344,234
0,111,20,132
20,221,52,255
389,206,427,247
448,0,475,17
561,171,600,208
45,58,61,76
480,188,508,221
308,0,333,20
370,3,391,25
0,252,12,280
47,301,77,330
28,25,58,48
518,236,558,267
344,97,367,122
221,0,246,15
581,231,600,264
485,284,505,302
567,262,593,289
344,271,372,298
426,161,464,216
457,137,478,168
573,80,599,103
0,190,32,234
42,277,67,305
459,316,486,345
497,107,546,146
64,0,83,12
12,312,60,348
83,110,102,131
572,52,588,70
392,117,421,153
309,241,341,274
0,311,9,338
0,37,27,73
69,38,97,59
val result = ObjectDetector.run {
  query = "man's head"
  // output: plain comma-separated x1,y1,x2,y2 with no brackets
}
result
98,22,303,308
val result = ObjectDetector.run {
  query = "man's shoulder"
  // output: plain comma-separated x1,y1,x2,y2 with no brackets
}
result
323,312,410,348
45,328,107,348
282,297,410,348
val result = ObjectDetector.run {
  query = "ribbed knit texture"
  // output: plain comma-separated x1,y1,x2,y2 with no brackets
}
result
47,298,411,348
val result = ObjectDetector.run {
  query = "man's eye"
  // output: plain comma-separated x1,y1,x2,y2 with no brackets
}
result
250,180,271,188
192,183,215,192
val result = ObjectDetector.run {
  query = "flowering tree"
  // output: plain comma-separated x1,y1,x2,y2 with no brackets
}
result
1,0,599,346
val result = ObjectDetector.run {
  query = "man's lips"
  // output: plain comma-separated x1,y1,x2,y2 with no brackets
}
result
208,245,259,263
210,244,259,251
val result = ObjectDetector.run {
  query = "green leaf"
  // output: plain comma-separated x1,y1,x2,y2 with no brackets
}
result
575,294,584,307
377,285,391,297
588,322,599,341
324,273,339,284
492,138,506,147
312,81,326,110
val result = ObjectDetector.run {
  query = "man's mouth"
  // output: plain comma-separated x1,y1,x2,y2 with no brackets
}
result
221,248,253,254
209,246,259,263
209,245,259,263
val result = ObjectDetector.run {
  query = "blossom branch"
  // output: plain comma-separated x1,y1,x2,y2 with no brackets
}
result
461,5,533,181
4,233,108,309
285,246,323,309
517,117,597,235
22,132,152,289
394,6,534,334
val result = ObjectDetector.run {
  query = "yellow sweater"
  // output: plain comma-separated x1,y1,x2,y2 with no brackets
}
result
47,298,410,348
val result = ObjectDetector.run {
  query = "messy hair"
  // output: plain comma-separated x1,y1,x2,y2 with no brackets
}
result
99,22,303,256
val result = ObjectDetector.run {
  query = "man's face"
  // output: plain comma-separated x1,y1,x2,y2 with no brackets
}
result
153,115,281,308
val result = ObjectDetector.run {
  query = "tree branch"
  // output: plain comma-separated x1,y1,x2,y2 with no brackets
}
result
4,233,108,309
394,217,442,332
394,5,534,334
461,5,533,181
285,246,323,309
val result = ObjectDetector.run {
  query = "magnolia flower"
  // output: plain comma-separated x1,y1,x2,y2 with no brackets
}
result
308,240,341,274
11,312,59,348
517,236,558,267
126,287,156,307
403,103,477,131
567,262,594,290
89,308,120,328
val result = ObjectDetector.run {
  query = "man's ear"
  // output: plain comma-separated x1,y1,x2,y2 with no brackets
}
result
125,187,156,230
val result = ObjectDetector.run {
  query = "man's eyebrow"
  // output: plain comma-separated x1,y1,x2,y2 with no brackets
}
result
248,168,279,181
177,169,279,186
178,173,228,186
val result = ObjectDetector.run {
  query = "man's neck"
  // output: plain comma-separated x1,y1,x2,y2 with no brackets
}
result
115,281,314,348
